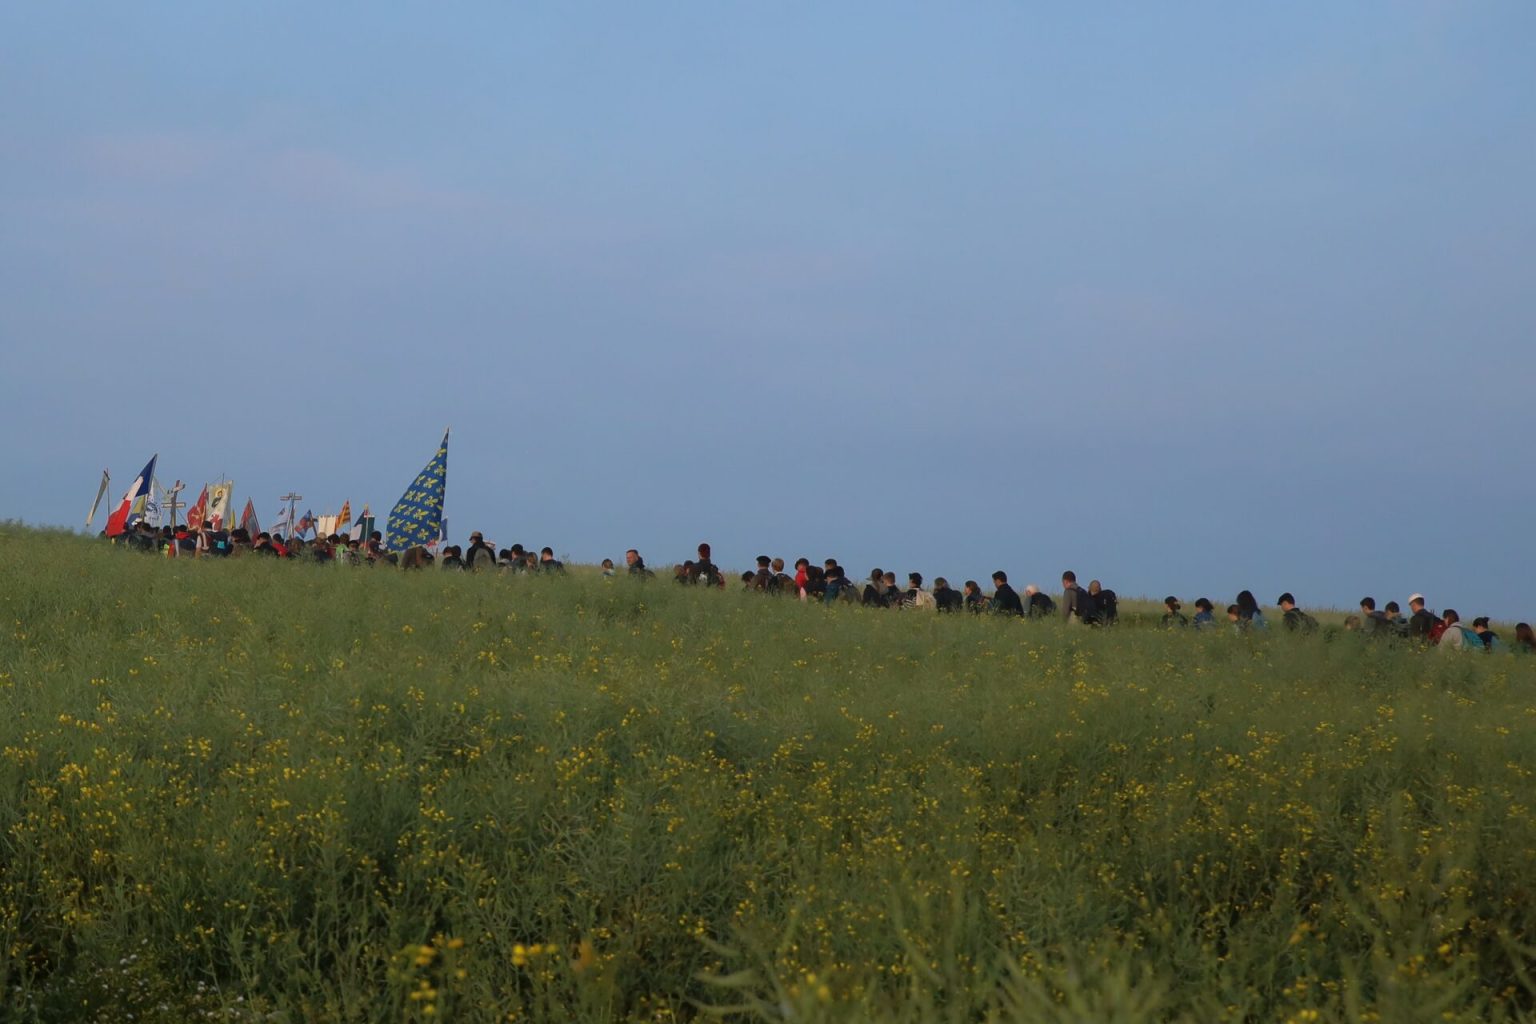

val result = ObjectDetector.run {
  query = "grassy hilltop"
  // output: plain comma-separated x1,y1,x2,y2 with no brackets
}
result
1,526,1535,1023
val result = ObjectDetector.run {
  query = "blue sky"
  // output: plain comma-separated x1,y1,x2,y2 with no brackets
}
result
3,4,1533,616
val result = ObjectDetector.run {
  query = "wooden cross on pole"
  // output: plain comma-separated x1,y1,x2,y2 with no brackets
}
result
163,480,187,530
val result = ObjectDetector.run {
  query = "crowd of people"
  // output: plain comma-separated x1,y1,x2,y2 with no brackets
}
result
109,523,1535,654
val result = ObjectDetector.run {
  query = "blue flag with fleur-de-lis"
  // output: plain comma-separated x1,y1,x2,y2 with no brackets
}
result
386,429,449,552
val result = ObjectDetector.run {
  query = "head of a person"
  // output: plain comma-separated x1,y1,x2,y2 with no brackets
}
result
1165,596,1181,612
1409,594,1426,612
964,580,979,595
1227,604,1242,621
1236,590,1259,615
933,576,949,591
772,558,785,572
697,542,711,560
795,557,810,570
625,549,640,565
1278,593,1296,610
1472,616,1491,633
1343,614,1362,631
908,572,923,588
1515,622,1535,645
1443,609,1460,625
1360,596,1376,612
1195,598,1214,612
1024,584,1039,596
541,547,554,558
992,570,1008,586
741,571,755,584
869,568,884,582
1088,580,1102,595
1062,570,1077,586
601,558,614,570
883,572,897,587
470,531,483,544
1385,601,1401,615
757,555,771,569
824,558,838,570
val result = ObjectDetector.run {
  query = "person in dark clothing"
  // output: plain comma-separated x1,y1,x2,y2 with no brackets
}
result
692,543,722,587
440,545,464,570
803,565,827,600
933,577,963,612
1407,594,1437,639
824,566,856,603
882,571,905,607
538,547,565,573
862,569,890,607
1471,617,1500,650
1023,585,1056,618
752,555,774,591
1162,597,1188,627
1359,597,1392,635
990,571,1024,616
963,580,987,613
465,532,496,571
770,558,793,594
1278,593,1318,633
1087,580,1118,625
625,548,654,579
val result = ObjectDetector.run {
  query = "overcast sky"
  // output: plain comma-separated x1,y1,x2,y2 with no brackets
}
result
3,4,1533,616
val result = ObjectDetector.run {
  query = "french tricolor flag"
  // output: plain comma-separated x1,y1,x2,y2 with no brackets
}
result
105,454,158,537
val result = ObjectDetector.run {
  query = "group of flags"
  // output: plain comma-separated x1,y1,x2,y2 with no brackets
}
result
93,428,450,554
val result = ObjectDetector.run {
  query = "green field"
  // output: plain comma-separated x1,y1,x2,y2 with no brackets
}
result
2,526,1534,1023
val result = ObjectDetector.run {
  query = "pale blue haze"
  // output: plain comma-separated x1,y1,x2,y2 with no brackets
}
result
2,4,1533,615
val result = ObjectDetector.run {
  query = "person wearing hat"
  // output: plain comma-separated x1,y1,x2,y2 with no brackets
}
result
465,531,496,571
1162,596,1188,628
1407,594,1437,640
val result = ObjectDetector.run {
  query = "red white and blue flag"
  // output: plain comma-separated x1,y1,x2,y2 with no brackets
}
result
105,455,158,537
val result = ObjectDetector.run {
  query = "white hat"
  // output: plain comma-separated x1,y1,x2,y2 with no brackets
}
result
1408,593,1425,604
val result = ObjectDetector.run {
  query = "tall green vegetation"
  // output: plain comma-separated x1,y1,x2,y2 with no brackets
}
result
1,525,1534,1022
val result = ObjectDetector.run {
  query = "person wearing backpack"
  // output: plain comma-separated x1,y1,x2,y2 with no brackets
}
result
1278,593,1319,633
1471,617,1502,651
906,573,937,610
1024,584,1056,618
1088,581,1118,625
1436,609,1477,651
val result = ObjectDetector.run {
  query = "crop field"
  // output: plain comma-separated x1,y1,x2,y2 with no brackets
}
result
2,525,1535,1023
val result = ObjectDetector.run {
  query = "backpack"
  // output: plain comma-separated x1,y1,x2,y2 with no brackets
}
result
1428,621,1449,644
1285,608,1319,633
1097,589,1119,624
